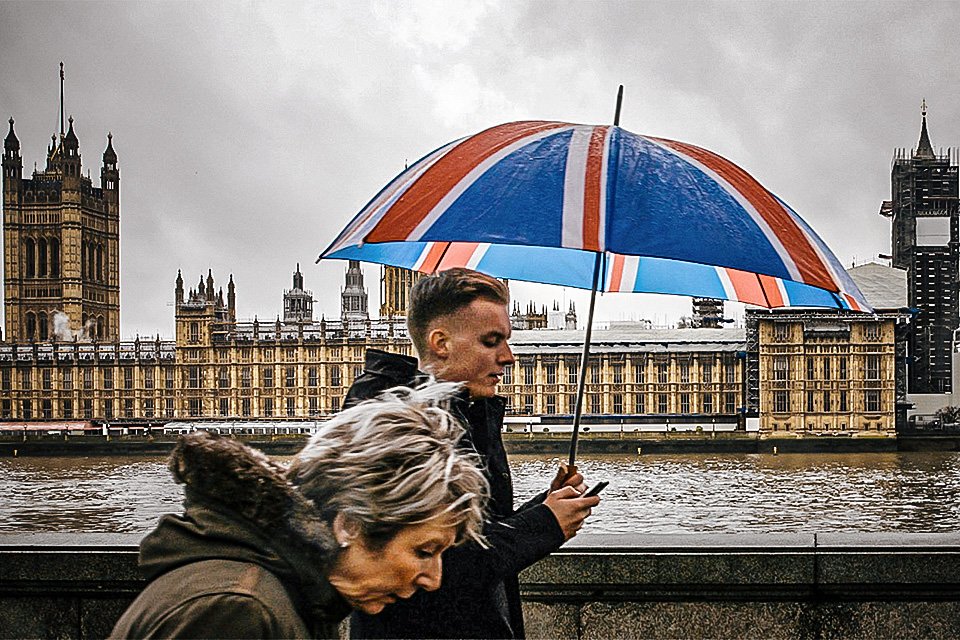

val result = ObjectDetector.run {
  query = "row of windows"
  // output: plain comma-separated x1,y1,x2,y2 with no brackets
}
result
1,395,340,421
22,237,60,278
770,323,883,342
504,359,739,385
21,237,109,282
23,312,106,341
770,390,883,414
771,355,883,381
510,392,739,415
0,364,362,391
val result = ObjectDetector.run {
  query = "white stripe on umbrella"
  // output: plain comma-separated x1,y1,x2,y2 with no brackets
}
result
407,126,575,241
331,138,461,253
775,277,790,306
561,127,593,249
716,267,738,301
465,243,491,270
596,126,611,252
620,254,640,291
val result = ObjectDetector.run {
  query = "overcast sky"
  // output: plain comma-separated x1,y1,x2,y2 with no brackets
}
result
2,1,958,339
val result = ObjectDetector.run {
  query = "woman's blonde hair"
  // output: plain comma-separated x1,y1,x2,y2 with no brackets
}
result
287,382,488,549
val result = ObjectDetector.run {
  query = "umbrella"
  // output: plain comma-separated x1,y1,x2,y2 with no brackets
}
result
319,90,870,466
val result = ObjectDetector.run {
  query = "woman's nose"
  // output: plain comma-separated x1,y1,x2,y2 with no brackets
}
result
415,558,442,592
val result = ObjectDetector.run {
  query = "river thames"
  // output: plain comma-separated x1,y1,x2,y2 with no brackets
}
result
1,452,959,535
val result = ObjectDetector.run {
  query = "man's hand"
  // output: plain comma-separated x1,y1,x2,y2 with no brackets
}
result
543,486,600,541
548,462,586,494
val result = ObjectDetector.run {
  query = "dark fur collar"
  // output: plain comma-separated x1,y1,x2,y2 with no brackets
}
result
169,431,338,563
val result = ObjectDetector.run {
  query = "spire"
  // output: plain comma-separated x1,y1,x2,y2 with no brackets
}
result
916,98,935,159
227,274,236,320
103,132,117,164
175,269,184,305
4,117,18,152
62,116,78,150
293,263,304,290
206,269,215,300
59,62,65,138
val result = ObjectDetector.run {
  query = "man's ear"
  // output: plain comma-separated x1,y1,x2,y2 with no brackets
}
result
426,326,450,360
333,512,361,547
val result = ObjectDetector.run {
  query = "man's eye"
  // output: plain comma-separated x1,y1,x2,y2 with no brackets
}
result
416,548,436,559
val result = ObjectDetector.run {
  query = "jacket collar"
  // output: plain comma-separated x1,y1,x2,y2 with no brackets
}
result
363,348,508,413
143,432,351,625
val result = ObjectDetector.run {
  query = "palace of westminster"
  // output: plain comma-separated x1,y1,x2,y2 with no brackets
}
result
4,97,959,435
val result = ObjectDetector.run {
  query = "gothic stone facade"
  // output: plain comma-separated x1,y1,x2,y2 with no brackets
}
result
3,118,120,342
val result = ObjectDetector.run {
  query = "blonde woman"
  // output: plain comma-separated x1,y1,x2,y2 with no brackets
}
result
111,383,487,639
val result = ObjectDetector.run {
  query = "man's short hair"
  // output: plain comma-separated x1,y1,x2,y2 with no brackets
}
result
407,268,510,356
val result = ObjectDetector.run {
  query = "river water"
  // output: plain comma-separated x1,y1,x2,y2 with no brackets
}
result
2,452,959,535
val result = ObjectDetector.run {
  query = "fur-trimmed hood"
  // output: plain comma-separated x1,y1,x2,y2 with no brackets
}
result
137,431,348,629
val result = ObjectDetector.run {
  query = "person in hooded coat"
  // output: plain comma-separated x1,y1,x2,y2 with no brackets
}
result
110,383,489,640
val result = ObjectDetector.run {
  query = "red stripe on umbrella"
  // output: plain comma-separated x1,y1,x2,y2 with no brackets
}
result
652,137,836,292
582,125,609,252
367,121,569,243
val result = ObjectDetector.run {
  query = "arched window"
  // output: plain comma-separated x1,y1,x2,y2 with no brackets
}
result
38,238,47,277
24,238,35,278
38,312,48,341
81,242,86,280
50,238,60,277
25,312,36,340
96,244,103,281
97,316,104,340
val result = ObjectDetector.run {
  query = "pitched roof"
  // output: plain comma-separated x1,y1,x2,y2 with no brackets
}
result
847,262,907,310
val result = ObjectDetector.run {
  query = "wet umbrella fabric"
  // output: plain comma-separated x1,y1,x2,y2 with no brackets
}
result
322,120,870,311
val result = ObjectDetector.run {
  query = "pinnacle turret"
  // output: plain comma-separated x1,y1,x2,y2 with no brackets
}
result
916,99,935,159
4,117,19,152
102,132,117,164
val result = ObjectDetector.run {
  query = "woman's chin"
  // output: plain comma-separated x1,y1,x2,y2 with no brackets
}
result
356,600,388,614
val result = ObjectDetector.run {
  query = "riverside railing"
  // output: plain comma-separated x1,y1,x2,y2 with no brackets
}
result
1,533,959,639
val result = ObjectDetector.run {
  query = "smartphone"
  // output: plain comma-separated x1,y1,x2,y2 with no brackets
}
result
583,481,609,497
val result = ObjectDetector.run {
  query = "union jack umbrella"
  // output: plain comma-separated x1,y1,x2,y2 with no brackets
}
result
322,120,868,310
319,100,869,464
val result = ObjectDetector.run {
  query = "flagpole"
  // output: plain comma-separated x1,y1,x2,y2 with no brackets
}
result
568,85,623,469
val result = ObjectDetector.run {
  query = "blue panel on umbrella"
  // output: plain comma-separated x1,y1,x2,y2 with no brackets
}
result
607,131,792,279
420,129,572,246
632,257,728,298
781,279,849,309
477,245,596,289
326,242,427,268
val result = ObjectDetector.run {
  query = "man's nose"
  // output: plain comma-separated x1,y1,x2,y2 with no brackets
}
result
499,342,515,365
415,558,443,592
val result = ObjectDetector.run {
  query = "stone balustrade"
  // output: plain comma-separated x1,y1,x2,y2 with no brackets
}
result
2,533,959,639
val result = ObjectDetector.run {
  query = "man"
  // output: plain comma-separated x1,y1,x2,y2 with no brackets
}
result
345,268,599,639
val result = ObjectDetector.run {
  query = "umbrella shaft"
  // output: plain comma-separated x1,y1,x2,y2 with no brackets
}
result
569,252,603,467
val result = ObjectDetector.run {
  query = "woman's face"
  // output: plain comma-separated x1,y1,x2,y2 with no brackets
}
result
329,514,458,614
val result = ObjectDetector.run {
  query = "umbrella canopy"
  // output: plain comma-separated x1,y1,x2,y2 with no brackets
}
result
322,120,870,311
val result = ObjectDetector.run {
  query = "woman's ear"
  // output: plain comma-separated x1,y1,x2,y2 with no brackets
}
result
332,512,361,548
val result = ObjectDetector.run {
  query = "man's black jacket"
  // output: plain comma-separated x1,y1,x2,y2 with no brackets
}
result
345,349,564,639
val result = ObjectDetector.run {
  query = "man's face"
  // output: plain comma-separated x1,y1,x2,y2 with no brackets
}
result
428,299,515,399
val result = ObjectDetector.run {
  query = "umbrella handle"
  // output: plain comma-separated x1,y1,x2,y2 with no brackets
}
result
555,462,579,489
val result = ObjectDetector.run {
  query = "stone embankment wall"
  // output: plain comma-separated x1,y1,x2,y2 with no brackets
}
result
7,432,960,457
2,533,959,639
